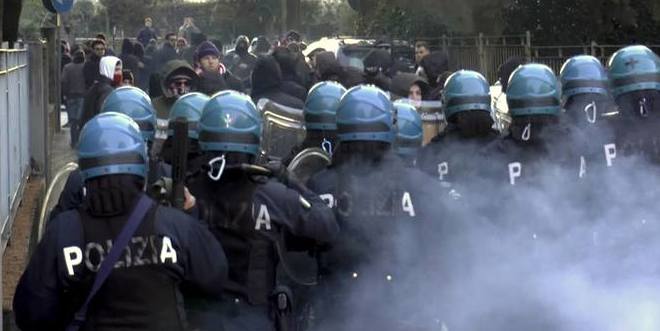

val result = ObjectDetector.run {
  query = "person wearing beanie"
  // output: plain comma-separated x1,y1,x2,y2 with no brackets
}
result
195,41,243,95
181,32,207,66
81,56,123,130
251,55,304,108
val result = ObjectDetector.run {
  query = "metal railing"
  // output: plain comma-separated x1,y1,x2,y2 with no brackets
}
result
0,48,31,250
429,32,660,82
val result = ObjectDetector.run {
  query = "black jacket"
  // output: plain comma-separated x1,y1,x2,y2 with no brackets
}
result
251,56,304,109
197,70,244,95
80,77,114,129
83,54,102,89
120,53,141,84
155,44,179,71
14,195,227,331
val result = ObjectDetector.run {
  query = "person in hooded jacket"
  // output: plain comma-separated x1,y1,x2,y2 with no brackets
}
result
224,35,258,88
195,41,243,95
152,60,198,120
272,46,309,100
363,49,393,91
80,56,122,129
419,51,450,100
133,42,150,92
120,39,141,86
251,55,305,109
151,60,199,158
250,35,272,56
14,112,226,331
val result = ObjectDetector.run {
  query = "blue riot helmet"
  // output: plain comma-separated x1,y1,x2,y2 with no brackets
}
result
560,55,614,125
336,84,395,144
608,45,660,97
304,81,347,131
78,112,148,181
560,55,609,98
506,64,561,141
393,101,423,157
101,86,156,141
506,64,561,117
442,70,492,121
168,92,209,139
198,90,262,155
608,45,660,118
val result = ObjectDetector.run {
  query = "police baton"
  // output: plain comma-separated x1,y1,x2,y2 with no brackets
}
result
170,117,189,209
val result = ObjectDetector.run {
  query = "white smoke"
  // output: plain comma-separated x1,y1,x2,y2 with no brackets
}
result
311,122,660,331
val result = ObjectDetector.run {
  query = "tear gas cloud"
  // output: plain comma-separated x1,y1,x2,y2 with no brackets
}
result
311,123,660,331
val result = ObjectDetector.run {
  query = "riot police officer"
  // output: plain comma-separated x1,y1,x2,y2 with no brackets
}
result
608,45,660,163
14,112,227,331
50,86,160,219
416,70,498,187
481,64,569,188
285,81,346,165
307,85,427,330
560,55,618,175
186,90,339,331
393,100,423,167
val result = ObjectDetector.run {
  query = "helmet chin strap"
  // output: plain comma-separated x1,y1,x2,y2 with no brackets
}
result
322,138,333,156
207,154,226,181
639,97,649,117
584,101,597,124
521,122,532,141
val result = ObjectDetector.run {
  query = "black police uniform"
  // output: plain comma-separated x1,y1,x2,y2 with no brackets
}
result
417,124,499,188
188,170,339,331
14,195,227,331
306,155,429,330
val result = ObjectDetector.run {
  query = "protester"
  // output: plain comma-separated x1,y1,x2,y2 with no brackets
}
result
61,49,87,147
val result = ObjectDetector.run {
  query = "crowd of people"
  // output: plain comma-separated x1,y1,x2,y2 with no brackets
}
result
14,14,660,331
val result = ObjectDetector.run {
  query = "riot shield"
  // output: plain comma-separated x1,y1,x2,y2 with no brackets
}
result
38,162,79,242
257,98,306,163
287,147,332,183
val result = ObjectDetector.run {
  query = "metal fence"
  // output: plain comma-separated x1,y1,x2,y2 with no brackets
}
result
426,32,660,83
0,48,30,248
420,33,531,83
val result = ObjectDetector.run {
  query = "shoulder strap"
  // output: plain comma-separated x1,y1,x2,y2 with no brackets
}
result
66,194,153,331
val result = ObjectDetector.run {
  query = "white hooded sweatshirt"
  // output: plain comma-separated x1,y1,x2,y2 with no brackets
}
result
99,56,122,80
